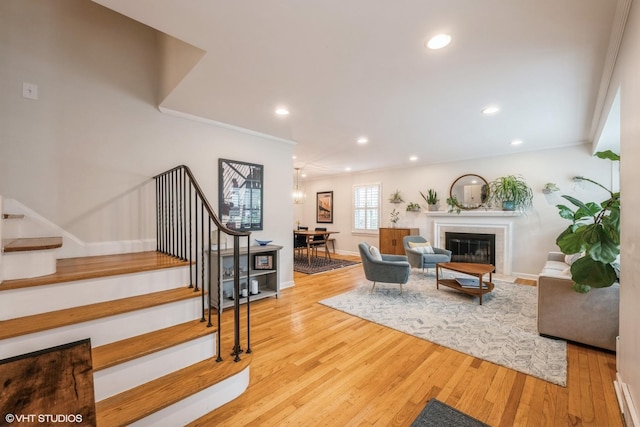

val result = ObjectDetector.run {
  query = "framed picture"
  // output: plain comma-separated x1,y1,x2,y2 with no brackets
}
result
254,254,273,270
219,159,263,231
316,191,333,223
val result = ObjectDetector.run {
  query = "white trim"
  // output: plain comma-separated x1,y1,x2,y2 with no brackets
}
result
159,106,297,146
590,0,633,144
615,372,640,427
425,210,521,217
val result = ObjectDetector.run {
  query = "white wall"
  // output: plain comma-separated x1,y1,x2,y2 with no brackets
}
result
297,144,614,277
0,0,295,285
606,0,640,423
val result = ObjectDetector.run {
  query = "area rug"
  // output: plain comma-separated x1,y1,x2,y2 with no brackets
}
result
320,272,567,386
293,254,360,274
411,398,489,427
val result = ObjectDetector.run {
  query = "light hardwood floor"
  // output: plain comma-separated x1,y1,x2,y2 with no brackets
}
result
190,254,622,427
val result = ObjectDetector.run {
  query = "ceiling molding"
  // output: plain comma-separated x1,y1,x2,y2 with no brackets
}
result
158,107,297,147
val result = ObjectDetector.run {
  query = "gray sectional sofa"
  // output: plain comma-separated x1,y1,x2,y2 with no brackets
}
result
537,252,619,351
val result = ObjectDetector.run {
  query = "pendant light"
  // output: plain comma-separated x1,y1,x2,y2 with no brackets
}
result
292,168,305,204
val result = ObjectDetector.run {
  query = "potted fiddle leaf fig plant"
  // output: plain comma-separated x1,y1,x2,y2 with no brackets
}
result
487,175,533,211
556,150,620,293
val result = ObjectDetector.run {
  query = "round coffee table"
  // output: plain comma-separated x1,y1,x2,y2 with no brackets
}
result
435,262,495,305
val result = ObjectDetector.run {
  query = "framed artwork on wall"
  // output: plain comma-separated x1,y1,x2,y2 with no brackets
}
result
218,159,263,231
316,191,333,223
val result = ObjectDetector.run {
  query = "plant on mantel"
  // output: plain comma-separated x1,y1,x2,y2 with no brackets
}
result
555,150,620,293
420,189,440,211
487,175,533,211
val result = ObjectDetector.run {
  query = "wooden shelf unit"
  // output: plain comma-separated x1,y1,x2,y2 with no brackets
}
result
209,244,282,310
379,227,419,255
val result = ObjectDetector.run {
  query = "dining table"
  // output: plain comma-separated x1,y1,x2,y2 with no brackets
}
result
293,229,339,266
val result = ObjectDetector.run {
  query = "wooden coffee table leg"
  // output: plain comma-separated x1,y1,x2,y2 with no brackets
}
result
478,273,483,305
436,264,440,289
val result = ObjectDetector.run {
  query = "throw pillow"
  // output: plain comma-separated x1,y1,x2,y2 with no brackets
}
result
408,241,434,254
369,245,382,261
564,253,583,266
414,245,435,254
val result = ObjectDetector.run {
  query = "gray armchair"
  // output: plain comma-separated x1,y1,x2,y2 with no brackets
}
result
403,236,452,272
358,242,411,294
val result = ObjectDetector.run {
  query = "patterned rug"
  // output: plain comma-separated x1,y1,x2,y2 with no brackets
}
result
320,272,567,386
293,254,360,274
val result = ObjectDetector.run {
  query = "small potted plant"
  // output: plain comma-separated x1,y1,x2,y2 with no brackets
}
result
406,202,421,212
446,195,461,214
542,182,560,194
389,190,404,204
487,175,533,211
420,189,439,211
389,208,400,226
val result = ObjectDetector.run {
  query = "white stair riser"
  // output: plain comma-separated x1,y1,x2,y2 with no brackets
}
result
129,365,250,427
0,266,191,320
2,249,57,281
94,335,215,401
0,298,203,360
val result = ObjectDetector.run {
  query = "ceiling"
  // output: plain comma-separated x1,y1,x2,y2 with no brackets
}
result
93,0,621,179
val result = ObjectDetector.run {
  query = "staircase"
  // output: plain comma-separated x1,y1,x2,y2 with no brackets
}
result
0,252,251,426
0,165,256,425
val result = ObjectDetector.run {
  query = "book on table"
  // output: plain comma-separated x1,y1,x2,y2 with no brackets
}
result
455,277,489,289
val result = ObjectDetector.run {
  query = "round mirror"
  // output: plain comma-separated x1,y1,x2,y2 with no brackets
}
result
449,174,489,210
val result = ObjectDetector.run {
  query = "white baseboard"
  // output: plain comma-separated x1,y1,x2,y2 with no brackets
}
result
615,372,640,427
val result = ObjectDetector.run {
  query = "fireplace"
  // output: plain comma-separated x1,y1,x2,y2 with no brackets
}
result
445,232,495,266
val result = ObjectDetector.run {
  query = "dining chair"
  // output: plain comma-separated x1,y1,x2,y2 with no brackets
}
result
294,226,309,257
310,227,331,260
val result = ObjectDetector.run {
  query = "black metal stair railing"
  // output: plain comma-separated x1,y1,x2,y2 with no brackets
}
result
154,165,252,362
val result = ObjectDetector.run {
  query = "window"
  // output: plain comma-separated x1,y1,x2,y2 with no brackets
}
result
353,183,380,232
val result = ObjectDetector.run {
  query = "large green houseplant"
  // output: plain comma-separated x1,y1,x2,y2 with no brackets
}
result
487,175,533,211
555,150,620,293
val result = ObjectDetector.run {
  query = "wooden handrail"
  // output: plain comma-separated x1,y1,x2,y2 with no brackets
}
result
154,165,251,361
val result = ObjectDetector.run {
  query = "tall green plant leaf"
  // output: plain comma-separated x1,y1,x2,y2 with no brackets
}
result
570,256,618,288
595,150,620,161
556,225,585,254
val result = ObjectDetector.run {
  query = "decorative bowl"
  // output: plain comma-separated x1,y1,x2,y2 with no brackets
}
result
255,239,272,246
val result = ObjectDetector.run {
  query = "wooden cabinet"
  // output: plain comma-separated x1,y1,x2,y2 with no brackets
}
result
379,228,419,255
209,244,282,310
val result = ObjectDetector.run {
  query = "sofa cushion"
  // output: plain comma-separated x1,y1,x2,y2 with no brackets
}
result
541,260,571,277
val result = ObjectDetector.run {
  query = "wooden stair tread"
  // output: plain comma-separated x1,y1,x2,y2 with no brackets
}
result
96,355,251,426
0,287,201,340
2,213,24,219
2,236,62,252
92,319,215,371
0,251,190,291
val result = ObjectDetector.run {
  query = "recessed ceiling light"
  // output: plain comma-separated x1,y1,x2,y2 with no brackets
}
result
292,155,297,159
510,139,523,146
427,34,451,50
357,137,368,144
275,107,290,116
481,106,500,115
345,167,352,172
301,172,307,178
409,155,418,162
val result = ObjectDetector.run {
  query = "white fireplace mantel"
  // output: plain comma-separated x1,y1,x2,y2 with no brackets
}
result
425,210,522,217
425,210,521,276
